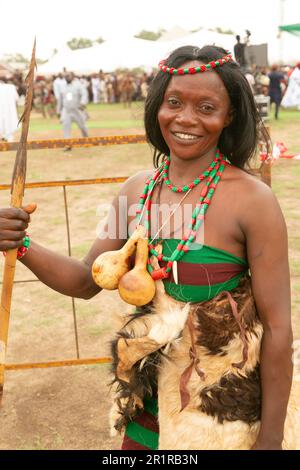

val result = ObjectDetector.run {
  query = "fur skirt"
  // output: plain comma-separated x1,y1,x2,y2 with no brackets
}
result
110,276,300,450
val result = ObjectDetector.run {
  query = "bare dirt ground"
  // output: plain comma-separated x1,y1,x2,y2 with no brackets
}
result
0,105,299,449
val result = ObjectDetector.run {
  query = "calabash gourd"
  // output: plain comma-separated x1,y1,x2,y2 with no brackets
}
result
118,237,156,306
92,225,146,290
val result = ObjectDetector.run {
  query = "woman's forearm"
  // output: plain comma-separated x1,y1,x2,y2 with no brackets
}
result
20,240,101,299
257,326,293,447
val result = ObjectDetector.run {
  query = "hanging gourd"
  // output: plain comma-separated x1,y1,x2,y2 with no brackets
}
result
118,237,156,306
92,225,146,290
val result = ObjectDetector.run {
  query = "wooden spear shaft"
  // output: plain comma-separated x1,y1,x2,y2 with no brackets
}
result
0,39,36,403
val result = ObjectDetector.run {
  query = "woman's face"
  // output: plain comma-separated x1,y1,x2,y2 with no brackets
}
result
158,61,232,160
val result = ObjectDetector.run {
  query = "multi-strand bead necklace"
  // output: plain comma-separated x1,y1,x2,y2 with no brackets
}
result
136,150,227,281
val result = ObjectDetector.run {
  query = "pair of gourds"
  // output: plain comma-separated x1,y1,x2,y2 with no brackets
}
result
92,225,156,306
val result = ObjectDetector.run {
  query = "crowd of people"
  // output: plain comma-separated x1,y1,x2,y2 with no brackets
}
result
0,68,154,144
242,63,300,120
1,58,300,142
19,69,154,119
35,63,300,121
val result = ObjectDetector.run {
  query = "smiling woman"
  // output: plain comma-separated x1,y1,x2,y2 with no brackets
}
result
109,45,298,450
0,44,298,451
145,45,268,170
157,60,232,165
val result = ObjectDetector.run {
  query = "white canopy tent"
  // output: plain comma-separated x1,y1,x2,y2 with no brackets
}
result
38,37,163,75
37,46,74,75
37,31,236,75
160,30,235,56
37,29,300,75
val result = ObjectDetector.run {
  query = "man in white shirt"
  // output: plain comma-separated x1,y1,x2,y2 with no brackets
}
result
91,73,100,104
282,64,300,110
53,73,66,114
57,72,89,145
245,71,256,94
0,79,19,142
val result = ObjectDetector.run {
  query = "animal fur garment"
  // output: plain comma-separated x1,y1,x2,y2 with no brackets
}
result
158,278,300,450
110,271,300,449
109,261,190,434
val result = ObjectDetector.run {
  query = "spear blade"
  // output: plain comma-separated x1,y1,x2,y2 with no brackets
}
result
0,39,36,403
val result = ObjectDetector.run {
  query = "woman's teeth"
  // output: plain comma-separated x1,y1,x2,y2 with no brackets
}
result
174,132,199,140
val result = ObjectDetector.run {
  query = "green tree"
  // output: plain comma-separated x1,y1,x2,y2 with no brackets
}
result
95,37,104,44
5,53,29,64
190,27,203,33
67,37,94,50
134,29,165,41
209,27,234,35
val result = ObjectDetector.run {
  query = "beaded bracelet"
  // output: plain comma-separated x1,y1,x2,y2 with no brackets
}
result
17,233,31,259
2,233,31,260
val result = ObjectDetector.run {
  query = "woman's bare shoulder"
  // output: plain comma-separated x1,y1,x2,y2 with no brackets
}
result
120,169,153,193
117,169,154,207
224,165,285,238
224,164,275,201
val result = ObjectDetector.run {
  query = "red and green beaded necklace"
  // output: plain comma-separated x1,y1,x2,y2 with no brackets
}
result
136,149,227,281
162,152,221,192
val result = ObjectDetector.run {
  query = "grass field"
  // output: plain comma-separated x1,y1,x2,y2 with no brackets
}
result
0,103,299,449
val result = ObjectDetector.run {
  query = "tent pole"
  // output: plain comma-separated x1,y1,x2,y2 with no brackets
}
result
279,0,286,64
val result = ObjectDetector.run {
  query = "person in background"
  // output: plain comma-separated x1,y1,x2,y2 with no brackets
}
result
281,63,300,110
91,73,100,104
86,76,93,103
268,64,286,119
44,78,56,118
33,78,47,118
53,73,66,114
57,72,89,150
120,72,135,107
106,74,115,103
0,77,19,142
234,35,246,67
234,30,251,73
140,74,149,100
245,68,256,94
99,70,107,103
13,70,26,97
80,75,90,104
254,67,270,96
111,73,119,103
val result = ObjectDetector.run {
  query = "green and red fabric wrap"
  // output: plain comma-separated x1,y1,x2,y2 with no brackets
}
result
122,241,248,450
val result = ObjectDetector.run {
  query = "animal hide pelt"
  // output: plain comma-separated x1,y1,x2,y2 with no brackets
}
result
109,272,300,450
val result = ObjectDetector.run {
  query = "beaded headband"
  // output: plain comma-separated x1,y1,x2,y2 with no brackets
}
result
158,52,233,75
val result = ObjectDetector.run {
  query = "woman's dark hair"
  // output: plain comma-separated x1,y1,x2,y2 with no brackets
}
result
144,44,270,169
